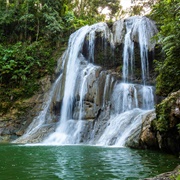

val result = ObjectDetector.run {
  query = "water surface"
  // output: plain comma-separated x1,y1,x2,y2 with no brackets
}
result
0,144,179,180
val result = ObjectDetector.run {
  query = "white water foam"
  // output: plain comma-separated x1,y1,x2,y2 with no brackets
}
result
15,17,157,147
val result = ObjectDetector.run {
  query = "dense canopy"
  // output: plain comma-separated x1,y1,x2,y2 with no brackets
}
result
151,0,180,96
0,0,180,114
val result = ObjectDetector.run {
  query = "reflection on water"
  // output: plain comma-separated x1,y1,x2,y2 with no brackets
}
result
0,144,179,180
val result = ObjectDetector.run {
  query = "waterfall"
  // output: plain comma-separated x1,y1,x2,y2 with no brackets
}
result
43,22,114,144
131,16,157,84
14,16,157,146
88,31,95,63
97,109,146,146
123,18,135,82
78,64,95,120
59,26,90,124
111,83,139,114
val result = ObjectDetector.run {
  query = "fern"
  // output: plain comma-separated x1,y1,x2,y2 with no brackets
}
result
162,34,175,43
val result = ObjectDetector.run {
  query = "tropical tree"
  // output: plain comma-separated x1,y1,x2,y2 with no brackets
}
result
0,0,122,113
71,0,121,22
151,0,180,96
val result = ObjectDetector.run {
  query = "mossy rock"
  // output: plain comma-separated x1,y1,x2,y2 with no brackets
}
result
151,90,180,154
154,90,180,133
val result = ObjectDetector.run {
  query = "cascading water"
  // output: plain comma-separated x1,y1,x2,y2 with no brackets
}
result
43,22,114,144
14,16,158,146
123,18,135,82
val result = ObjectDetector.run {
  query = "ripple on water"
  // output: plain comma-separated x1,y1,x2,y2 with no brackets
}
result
0,144,179,180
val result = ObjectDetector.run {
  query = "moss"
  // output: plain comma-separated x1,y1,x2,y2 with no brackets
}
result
155,57,180,97
170,170,180,180
154,90,180,133
176,174,180,180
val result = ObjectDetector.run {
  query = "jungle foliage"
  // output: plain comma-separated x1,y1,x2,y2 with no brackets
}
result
151,0,180,96
154,90,180,133
150,0,180,145
1,0,180,114
0,0,71,113
0,0,121,113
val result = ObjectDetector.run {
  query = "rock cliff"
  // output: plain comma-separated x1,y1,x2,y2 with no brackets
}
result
127,90,180,155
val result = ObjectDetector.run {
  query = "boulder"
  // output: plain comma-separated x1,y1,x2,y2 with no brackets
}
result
136,90,180,154
139,111,158,149
144,165,180,180
154,90,180,154
125,110,158,149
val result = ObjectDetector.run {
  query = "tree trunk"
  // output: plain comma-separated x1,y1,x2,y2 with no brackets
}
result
6,0,9,10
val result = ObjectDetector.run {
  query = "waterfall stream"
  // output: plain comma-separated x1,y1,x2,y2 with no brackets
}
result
15,16,158,146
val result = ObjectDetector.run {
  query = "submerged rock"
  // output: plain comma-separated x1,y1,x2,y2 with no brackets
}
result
144,165,180,180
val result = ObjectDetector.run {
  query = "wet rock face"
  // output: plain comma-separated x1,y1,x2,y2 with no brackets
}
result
125,110,158,149
73,101,100,120
155,90,180,154
0,120,20,142
139,111,158,149
72,66,115,121
82,26,157,85
15,123,57,144
133,90,180,154
82,32,118,68
0,76,52,142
